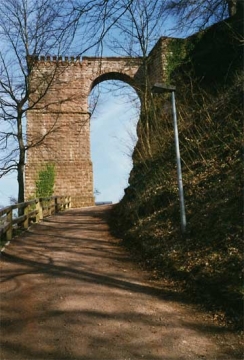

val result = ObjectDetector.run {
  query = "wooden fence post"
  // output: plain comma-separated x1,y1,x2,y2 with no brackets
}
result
55,197,58,213
6,208,13,241
23,204,29,229
48,198,52,216
66,196,71,208
39,199,43,221
36,200,41,222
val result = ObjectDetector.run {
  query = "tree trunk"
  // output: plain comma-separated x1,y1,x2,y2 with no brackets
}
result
17,110,26,212
228,0,243,17
17,162,25,204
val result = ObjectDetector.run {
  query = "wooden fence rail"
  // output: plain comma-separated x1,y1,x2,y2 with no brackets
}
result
0,196,71,243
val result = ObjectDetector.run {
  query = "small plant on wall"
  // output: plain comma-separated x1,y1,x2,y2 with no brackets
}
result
36,164,55,198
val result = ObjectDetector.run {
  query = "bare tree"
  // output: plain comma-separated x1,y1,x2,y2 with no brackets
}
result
163,0,243,34
71,0,137,56
0,0,122,204
103,0,167,158
106,0,165,56
0,0,84,204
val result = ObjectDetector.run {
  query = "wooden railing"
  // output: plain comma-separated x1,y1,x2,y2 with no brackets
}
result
0,196,71,243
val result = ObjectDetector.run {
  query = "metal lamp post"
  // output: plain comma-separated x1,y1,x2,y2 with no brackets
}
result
151,83,186,233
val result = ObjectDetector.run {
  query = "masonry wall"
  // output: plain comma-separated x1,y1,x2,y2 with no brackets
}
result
147,37,172,85
25,40,174,207
25,56,142,207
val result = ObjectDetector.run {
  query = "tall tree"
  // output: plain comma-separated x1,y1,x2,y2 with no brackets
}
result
0,0,79,203
0,0,106,204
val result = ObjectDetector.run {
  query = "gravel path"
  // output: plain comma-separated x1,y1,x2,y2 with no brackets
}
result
0,205,242,360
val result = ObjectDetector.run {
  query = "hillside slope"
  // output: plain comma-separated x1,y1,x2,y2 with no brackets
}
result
110,17,243,329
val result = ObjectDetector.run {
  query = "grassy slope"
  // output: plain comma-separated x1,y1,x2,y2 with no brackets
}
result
110,18,243,329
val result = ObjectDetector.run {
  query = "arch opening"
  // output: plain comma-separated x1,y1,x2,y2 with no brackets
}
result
89,79,140,204
90,72,141,98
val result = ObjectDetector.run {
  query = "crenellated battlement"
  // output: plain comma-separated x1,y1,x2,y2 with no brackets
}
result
30,54,143,63
29,55,82,63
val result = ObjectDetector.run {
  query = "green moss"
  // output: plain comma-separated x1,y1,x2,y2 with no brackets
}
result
165,38,194,82
36,163,55,198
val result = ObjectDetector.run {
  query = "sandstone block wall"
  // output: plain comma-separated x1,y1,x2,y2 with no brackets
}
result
25,56,143,207
25,40,173,208
147,36,174,86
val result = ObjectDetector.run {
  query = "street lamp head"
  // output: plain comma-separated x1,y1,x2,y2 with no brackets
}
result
151,83,176,93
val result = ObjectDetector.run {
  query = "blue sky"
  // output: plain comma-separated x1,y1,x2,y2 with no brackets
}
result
0,173,17,207
0,81,139,207
90,81,139,203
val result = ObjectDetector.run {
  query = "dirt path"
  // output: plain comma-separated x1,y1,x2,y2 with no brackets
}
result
0,205,242,360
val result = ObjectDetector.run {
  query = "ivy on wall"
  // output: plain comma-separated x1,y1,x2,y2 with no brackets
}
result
36,163,55,198
165,36,198,82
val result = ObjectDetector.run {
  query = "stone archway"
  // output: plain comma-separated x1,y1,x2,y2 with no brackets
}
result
25,38,170,207
25,57,143,207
